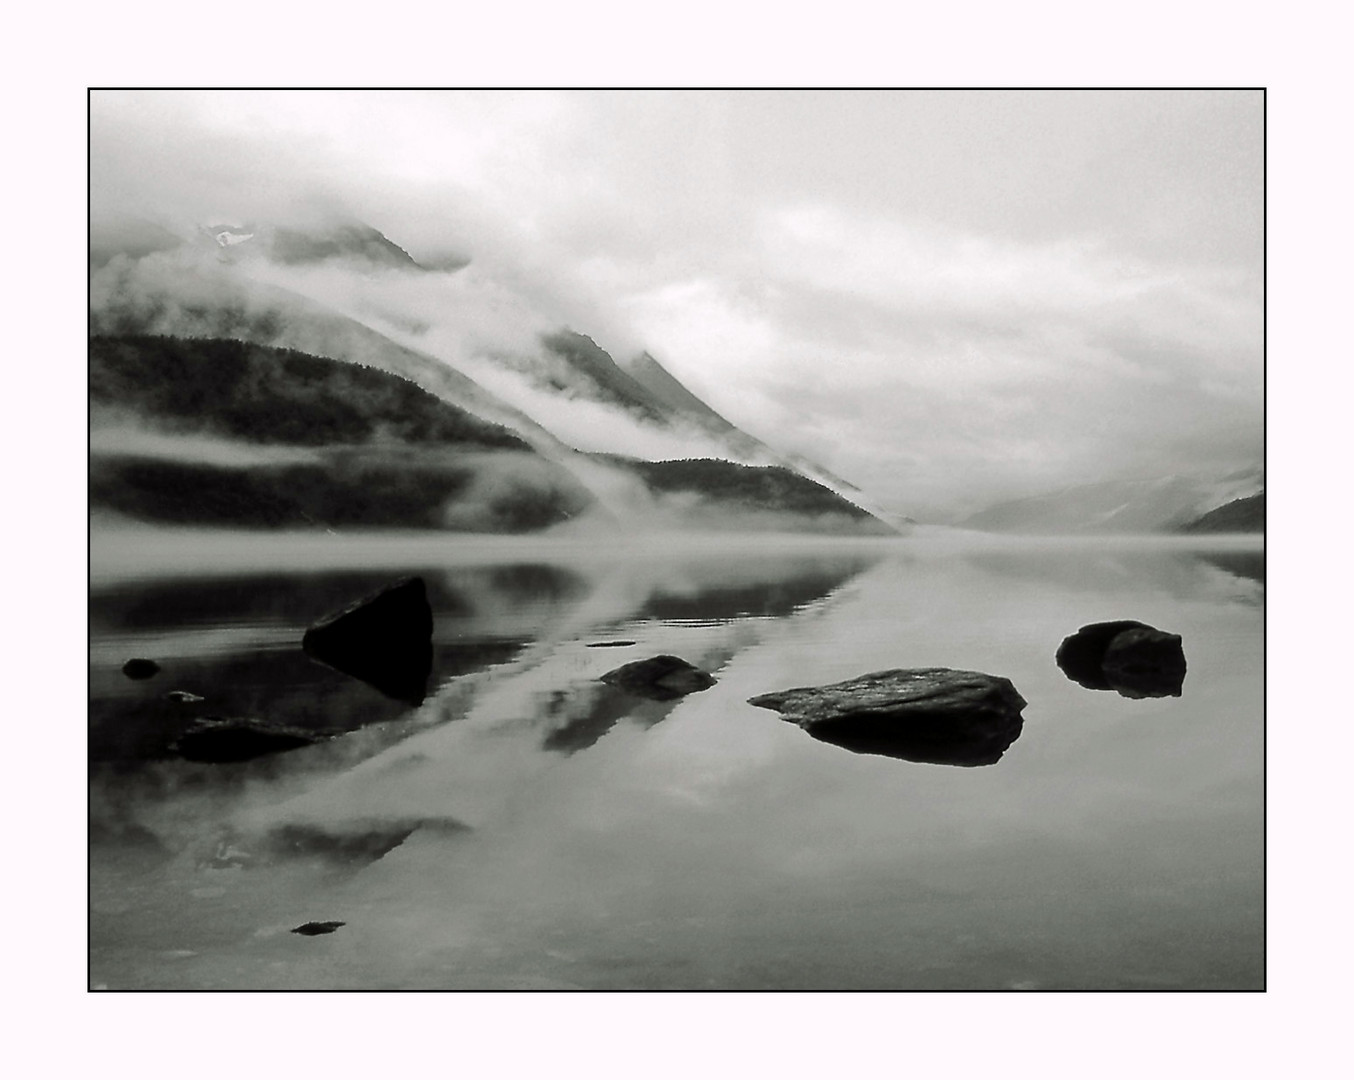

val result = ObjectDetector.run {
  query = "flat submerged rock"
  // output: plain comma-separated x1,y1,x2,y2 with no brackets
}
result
748,667,1027,766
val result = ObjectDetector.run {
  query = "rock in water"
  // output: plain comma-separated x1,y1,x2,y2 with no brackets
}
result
1056,621,1186,698
301,577,433,705
122,658,160,680
748,668,1027,766
173,717,322,763
291,921,345,936
1100,626,1187,698
599,655,716,700
1053,620,1148,690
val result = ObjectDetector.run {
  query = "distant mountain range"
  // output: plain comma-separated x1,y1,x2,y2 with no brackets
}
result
204,221,431,270
959,467,1264,535
88,217,892,535
1177,492,1265,533
89,214,1260,538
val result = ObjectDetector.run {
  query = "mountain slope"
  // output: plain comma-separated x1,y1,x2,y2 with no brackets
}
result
959,467,1264,534
540,332,671,424
204,221,427,270
597,456,895,535
89,334,894,535
1177,492,1265,533
90,335,593,531
625,351,744,432
90,215,185,269
89,255,562,444
88,225,891,530
90,334,530,451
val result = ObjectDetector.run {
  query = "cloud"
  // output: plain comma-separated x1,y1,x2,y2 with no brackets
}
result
611,197,1261,517
90,90,1263,519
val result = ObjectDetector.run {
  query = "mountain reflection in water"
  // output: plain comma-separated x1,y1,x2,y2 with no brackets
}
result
89,545,876,846
89,533,1263,990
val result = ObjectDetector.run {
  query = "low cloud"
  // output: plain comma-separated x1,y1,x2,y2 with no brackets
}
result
90,90,1263,520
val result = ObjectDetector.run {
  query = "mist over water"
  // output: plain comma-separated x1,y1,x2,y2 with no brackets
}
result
89,529,1262,990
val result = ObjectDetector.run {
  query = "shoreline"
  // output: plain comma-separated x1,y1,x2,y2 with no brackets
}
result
89,522,1265,585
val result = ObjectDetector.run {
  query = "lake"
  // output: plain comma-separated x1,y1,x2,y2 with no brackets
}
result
89,529,1264,990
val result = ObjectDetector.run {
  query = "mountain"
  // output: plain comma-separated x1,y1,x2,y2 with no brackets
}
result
89,334,532,451
595,456,894,535
89,215,184,269
203,221,427,270
959,467,1264,535
540,332,673,425
89,333,889,534
626,351,743,431
89,335,591,531
1177,492,1265,533
88,217,892,534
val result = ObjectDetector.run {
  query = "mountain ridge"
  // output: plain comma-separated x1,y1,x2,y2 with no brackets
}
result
88,218,887,527
959,467,1264,535
89,333,894,535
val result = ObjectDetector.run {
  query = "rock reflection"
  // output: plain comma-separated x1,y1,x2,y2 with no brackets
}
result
639,559,871,621
88,649,418,763
801,711,1024,766
89,547,880,947
255,817,469,868
1056,621,1187,698
538,683,670,754
1194,550,1265,588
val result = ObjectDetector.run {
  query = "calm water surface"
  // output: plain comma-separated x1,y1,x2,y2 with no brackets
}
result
89,530,1264,990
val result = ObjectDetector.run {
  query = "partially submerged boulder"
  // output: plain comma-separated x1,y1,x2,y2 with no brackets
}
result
599,655,716,701
122,658,160,680
173,717,324,763
1056,621,1185,699
748,668,1027,766
302,576,433,705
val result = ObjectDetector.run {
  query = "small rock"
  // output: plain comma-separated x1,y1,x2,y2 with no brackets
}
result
173,717,322,763
599,655,716,700
122,658,160,680
748,668,1027,766
1056,621,1186,699
164,690,205,703
291,921,345,936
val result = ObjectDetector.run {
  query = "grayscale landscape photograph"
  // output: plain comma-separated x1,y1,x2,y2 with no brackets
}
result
88,89,1263,992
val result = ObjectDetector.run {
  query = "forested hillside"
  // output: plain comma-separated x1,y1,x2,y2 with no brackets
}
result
90,335,529,450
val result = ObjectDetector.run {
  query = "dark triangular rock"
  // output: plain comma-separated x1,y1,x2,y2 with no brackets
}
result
302,577,433,705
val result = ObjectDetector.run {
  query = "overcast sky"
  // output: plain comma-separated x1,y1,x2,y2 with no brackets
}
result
90,89,1263,517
